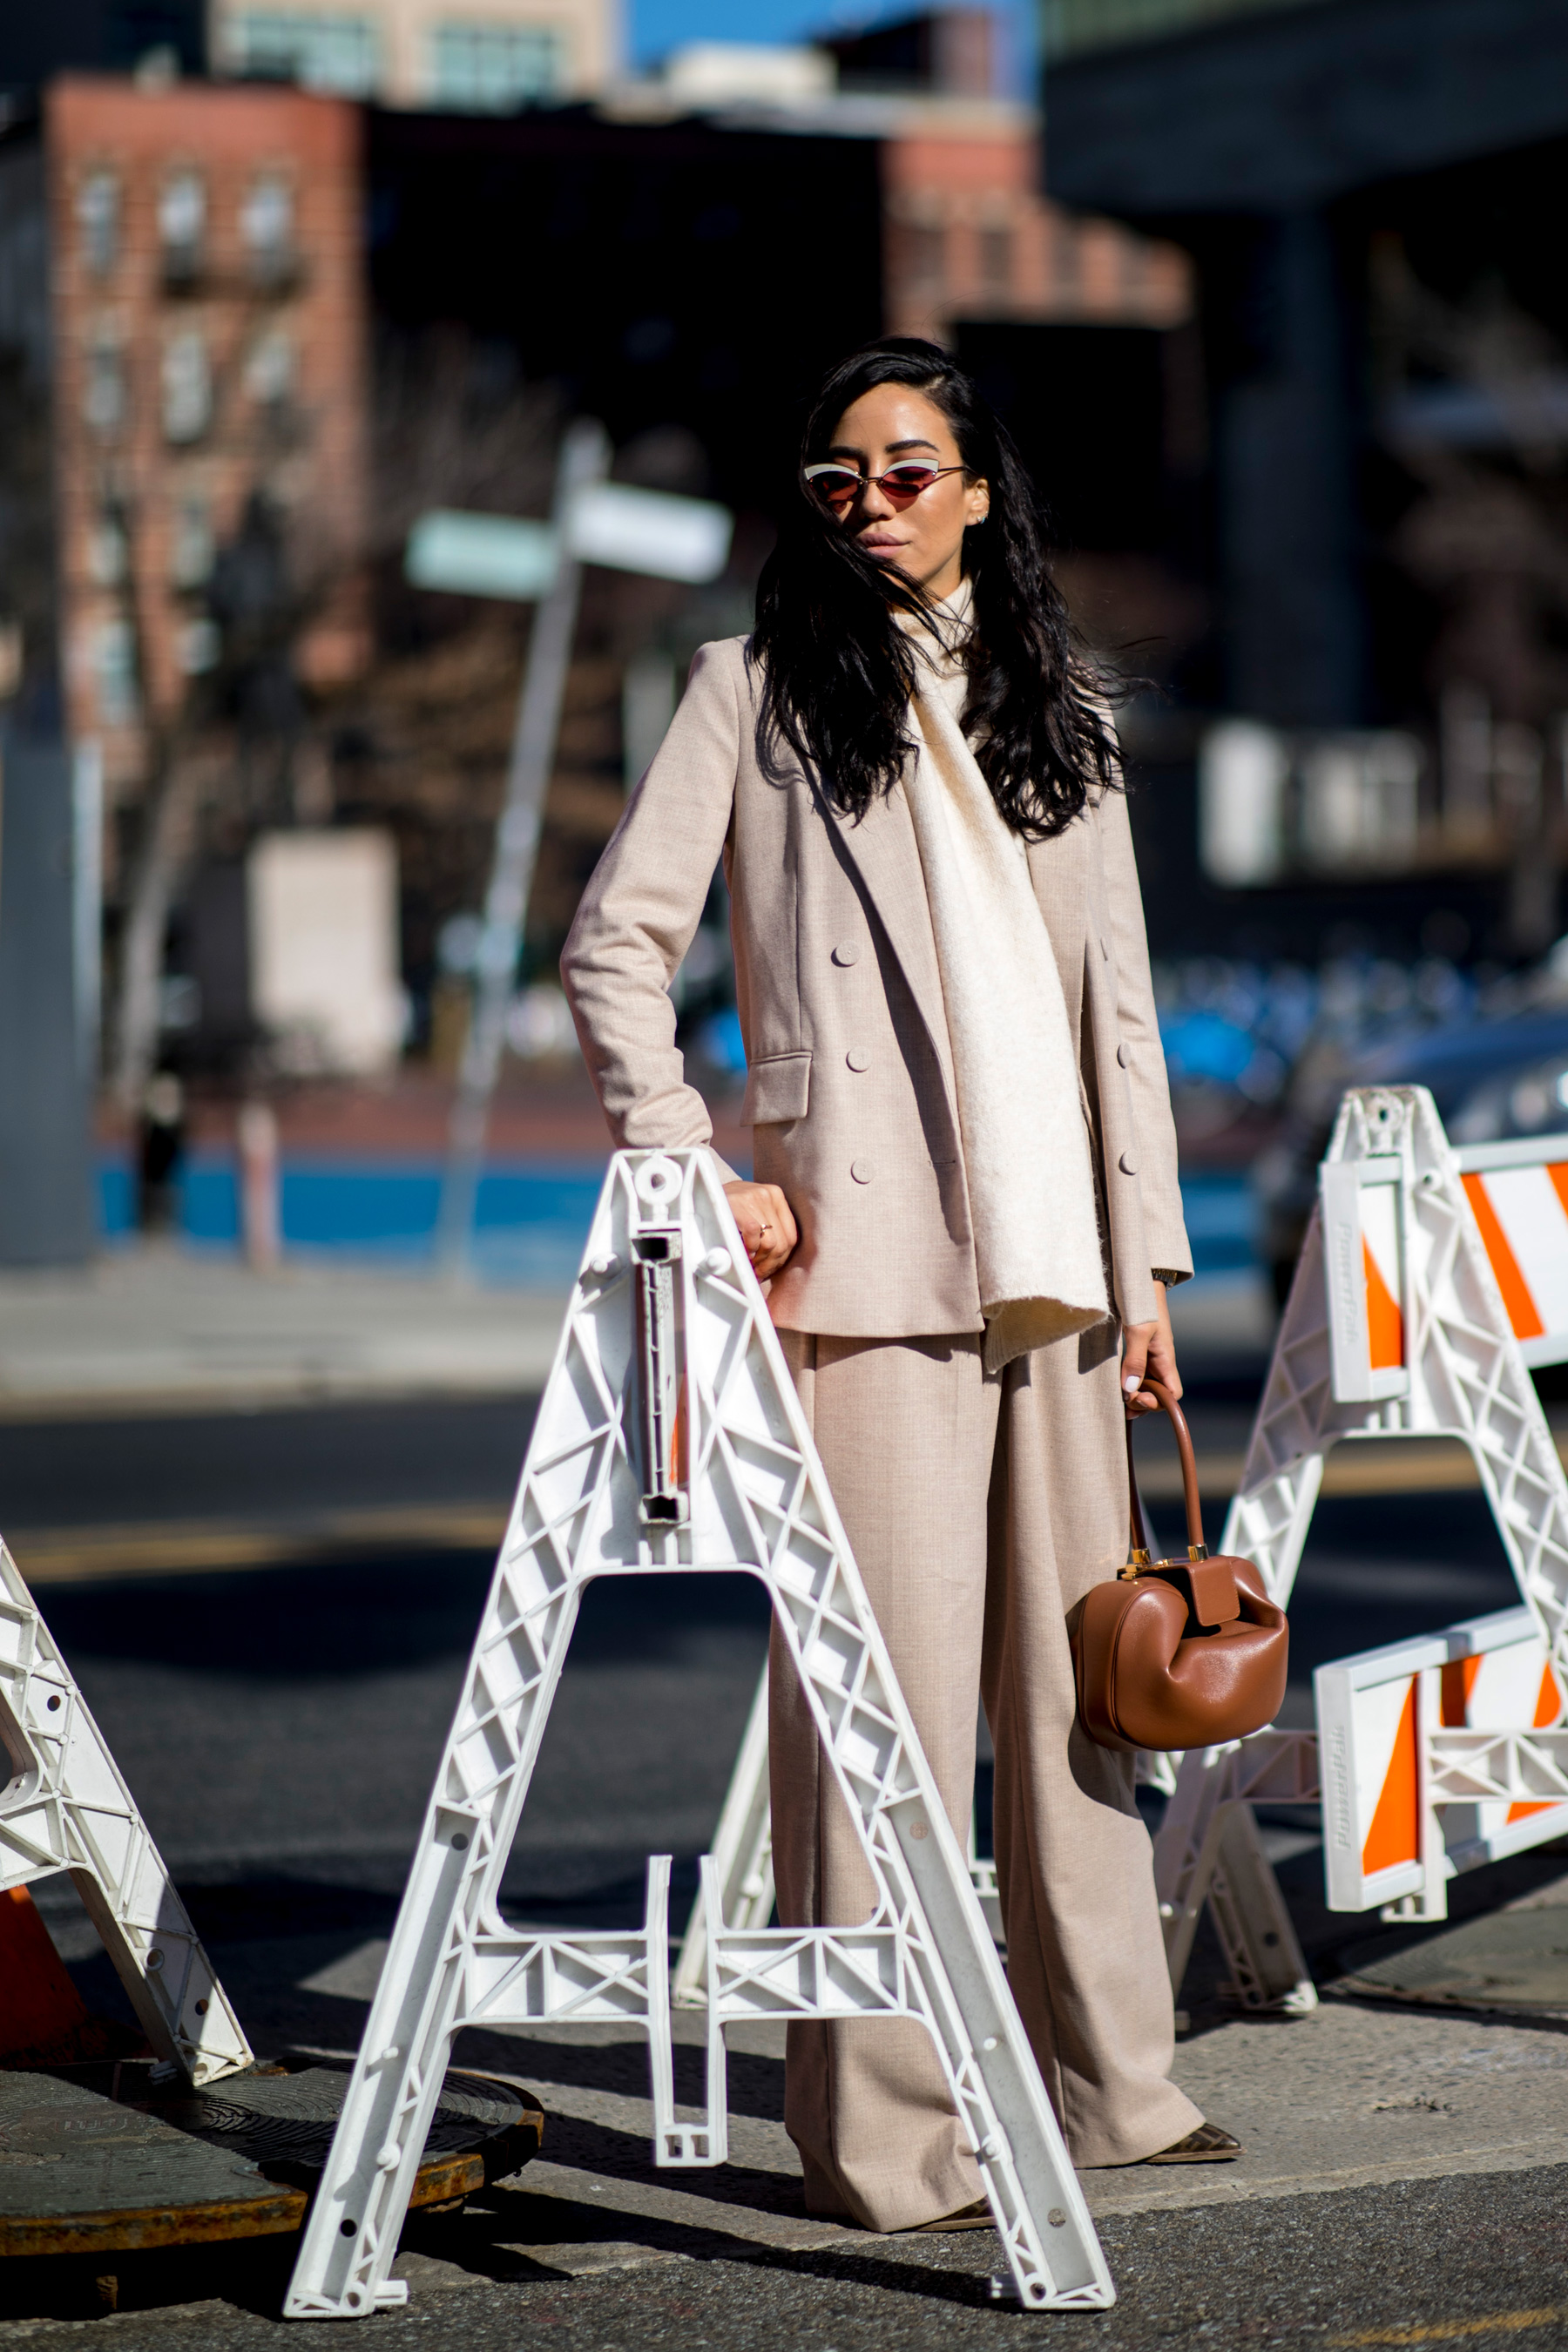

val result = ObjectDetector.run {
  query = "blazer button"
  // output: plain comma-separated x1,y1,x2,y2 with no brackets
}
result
846,1050,870,1073
1117,1042,1130,1068
1119,1151,1138,1175
832,940,860,967
851,1159,875,1184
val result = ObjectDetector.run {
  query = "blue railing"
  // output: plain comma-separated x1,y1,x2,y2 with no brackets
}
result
103,1154,1257,1288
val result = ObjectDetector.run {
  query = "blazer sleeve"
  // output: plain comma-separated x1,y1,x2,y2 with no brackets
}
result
1099,776,1193,1287
561,639,744,1184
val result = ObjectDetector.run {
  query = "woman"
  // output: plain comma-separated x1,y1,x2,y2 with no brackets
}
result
563,339,1238,2232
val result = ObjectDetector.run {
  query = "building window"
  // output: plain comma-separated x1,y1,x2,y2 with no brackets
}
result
245,327,296,407
162,331,213,443
1118,237,1149,305
83,334,126,436
159,169,206,281
84,337,126,435
77,172,120,275
88,509,129,586
242,173,297,283
93,618,139,727
170,496,214,589
429,22,567,109
896,221,946,298
1051,216,1082,300
178,618,221,675
978,225,1013,301
230,11,379,94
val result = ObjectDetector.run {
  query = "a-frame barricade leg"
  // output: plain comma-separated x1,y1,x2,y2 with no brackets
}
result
0,1544,253,2083
1154,1083,1568,2000
670,1659,774,2007
284,1150,1114,2319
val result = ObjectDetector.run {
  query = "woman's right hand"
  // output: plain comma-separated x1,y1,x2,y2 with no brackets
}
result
723,1180,798,1280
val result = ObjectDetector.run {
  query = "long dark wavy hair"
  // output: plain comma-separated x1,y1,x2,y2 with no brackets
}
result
750,339,1119,837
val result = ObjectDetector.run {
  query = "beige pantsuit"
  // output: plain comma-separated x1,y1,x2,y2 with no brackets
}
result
771,1329,1202,2230
562,632,1201,2226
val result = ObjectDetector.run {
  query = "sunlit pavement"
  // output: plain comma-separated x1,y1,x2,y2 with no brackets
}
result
3,1297,1567,2343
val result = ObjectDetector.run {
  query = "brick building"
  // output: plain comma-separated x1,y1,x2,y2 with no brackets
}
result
29,77,370,798
618,15,1191,348
882,106,1188,341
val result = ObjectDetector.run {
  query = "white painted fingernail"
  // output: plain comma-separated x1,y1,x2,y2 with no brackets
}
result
1123,1375,1141,1395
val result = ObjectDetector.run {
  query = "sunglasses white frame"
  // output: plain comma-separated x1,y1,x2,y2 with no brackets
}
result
803,460,968,504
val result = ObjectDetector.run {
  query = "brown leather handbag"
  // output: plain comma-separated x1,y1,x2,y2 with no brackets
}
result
1071,1379,1288,1754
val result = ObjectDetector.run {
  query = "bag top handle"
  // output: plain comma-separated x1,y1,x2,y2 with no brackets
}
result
1125,1375,1207,1574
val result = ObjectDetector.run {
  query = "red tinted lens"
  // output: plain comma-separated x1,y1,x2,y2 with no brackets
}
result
808,468,862,507
881,464,940,505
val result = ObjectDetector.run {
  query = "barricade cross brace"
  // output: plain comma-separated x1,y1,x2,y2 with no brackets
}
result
284,1150,1113,2319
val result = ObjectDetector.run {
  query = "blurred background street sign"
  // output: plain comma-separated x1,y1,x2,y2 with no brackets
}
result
412,438,735,1272
405,510,559,601
406,484,732,605
566,482,733,583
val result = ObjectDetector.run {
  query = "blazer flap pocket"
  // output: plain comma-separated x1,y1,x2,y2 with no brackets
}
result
741,1051,811,1126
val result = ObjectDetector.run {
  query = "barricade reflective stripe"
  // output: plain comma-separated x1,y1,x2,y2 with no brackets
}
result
1456,1139,1568,1366
1359,1678,1419,1877
1361,1181,1404,1370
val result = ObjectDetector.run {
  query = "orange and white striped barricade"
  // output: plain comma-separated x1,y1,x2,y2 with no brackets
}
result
1315,1604,1568,1916
1454,1134,1568,1367
1153,1085,1568,2012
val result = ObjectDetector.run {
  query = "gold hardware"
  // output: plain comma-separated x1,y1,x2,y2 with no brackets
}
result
1187,1543,1209,1563
1121,1548,1151,1578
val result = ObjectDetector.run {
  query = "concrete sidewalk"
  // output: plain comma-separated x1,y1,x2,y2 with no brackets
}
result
0,1247,566,1417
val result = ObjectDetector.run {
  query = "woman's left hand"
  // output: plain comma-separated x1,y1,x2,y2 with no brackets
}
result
722,1179,798,1280
1121,1282,1179,1417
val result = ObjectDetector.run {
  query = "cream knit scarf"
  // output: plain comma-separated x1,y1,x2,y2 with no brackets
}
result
896,583,1109,1371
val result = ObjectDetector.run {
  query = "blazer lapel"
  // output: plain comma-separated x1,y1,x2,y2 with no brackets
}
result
826,781,957,1100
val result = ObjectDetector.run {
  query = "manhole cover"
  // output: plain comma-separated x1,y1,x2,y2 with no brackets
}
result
145,2066,534,2181
0,2065,542,2258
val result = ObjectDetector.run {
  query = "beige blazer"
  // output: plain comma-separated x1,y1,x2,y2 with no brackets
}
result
562,635,1192,1339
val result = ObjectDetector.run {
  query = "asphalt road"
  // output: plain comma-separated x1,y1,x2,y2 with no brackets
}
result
3,2165,1565,2347
3,1389,1560,2348
8,1392,1524,1920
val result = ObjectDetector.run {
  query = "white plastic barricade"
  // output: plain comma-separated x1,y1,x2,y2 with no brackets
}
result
1154,1086,1568,2011
284,1151,1114,2321
670,1662,774,2006
1455,1136,1568,1368
671,1663,1025,2004
1316,1605,1566,1916
1,1543,252,2084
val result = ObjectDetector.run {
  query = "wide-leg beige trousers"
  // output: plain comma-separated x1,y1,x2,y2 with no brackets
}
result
768,1326,1203,2232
